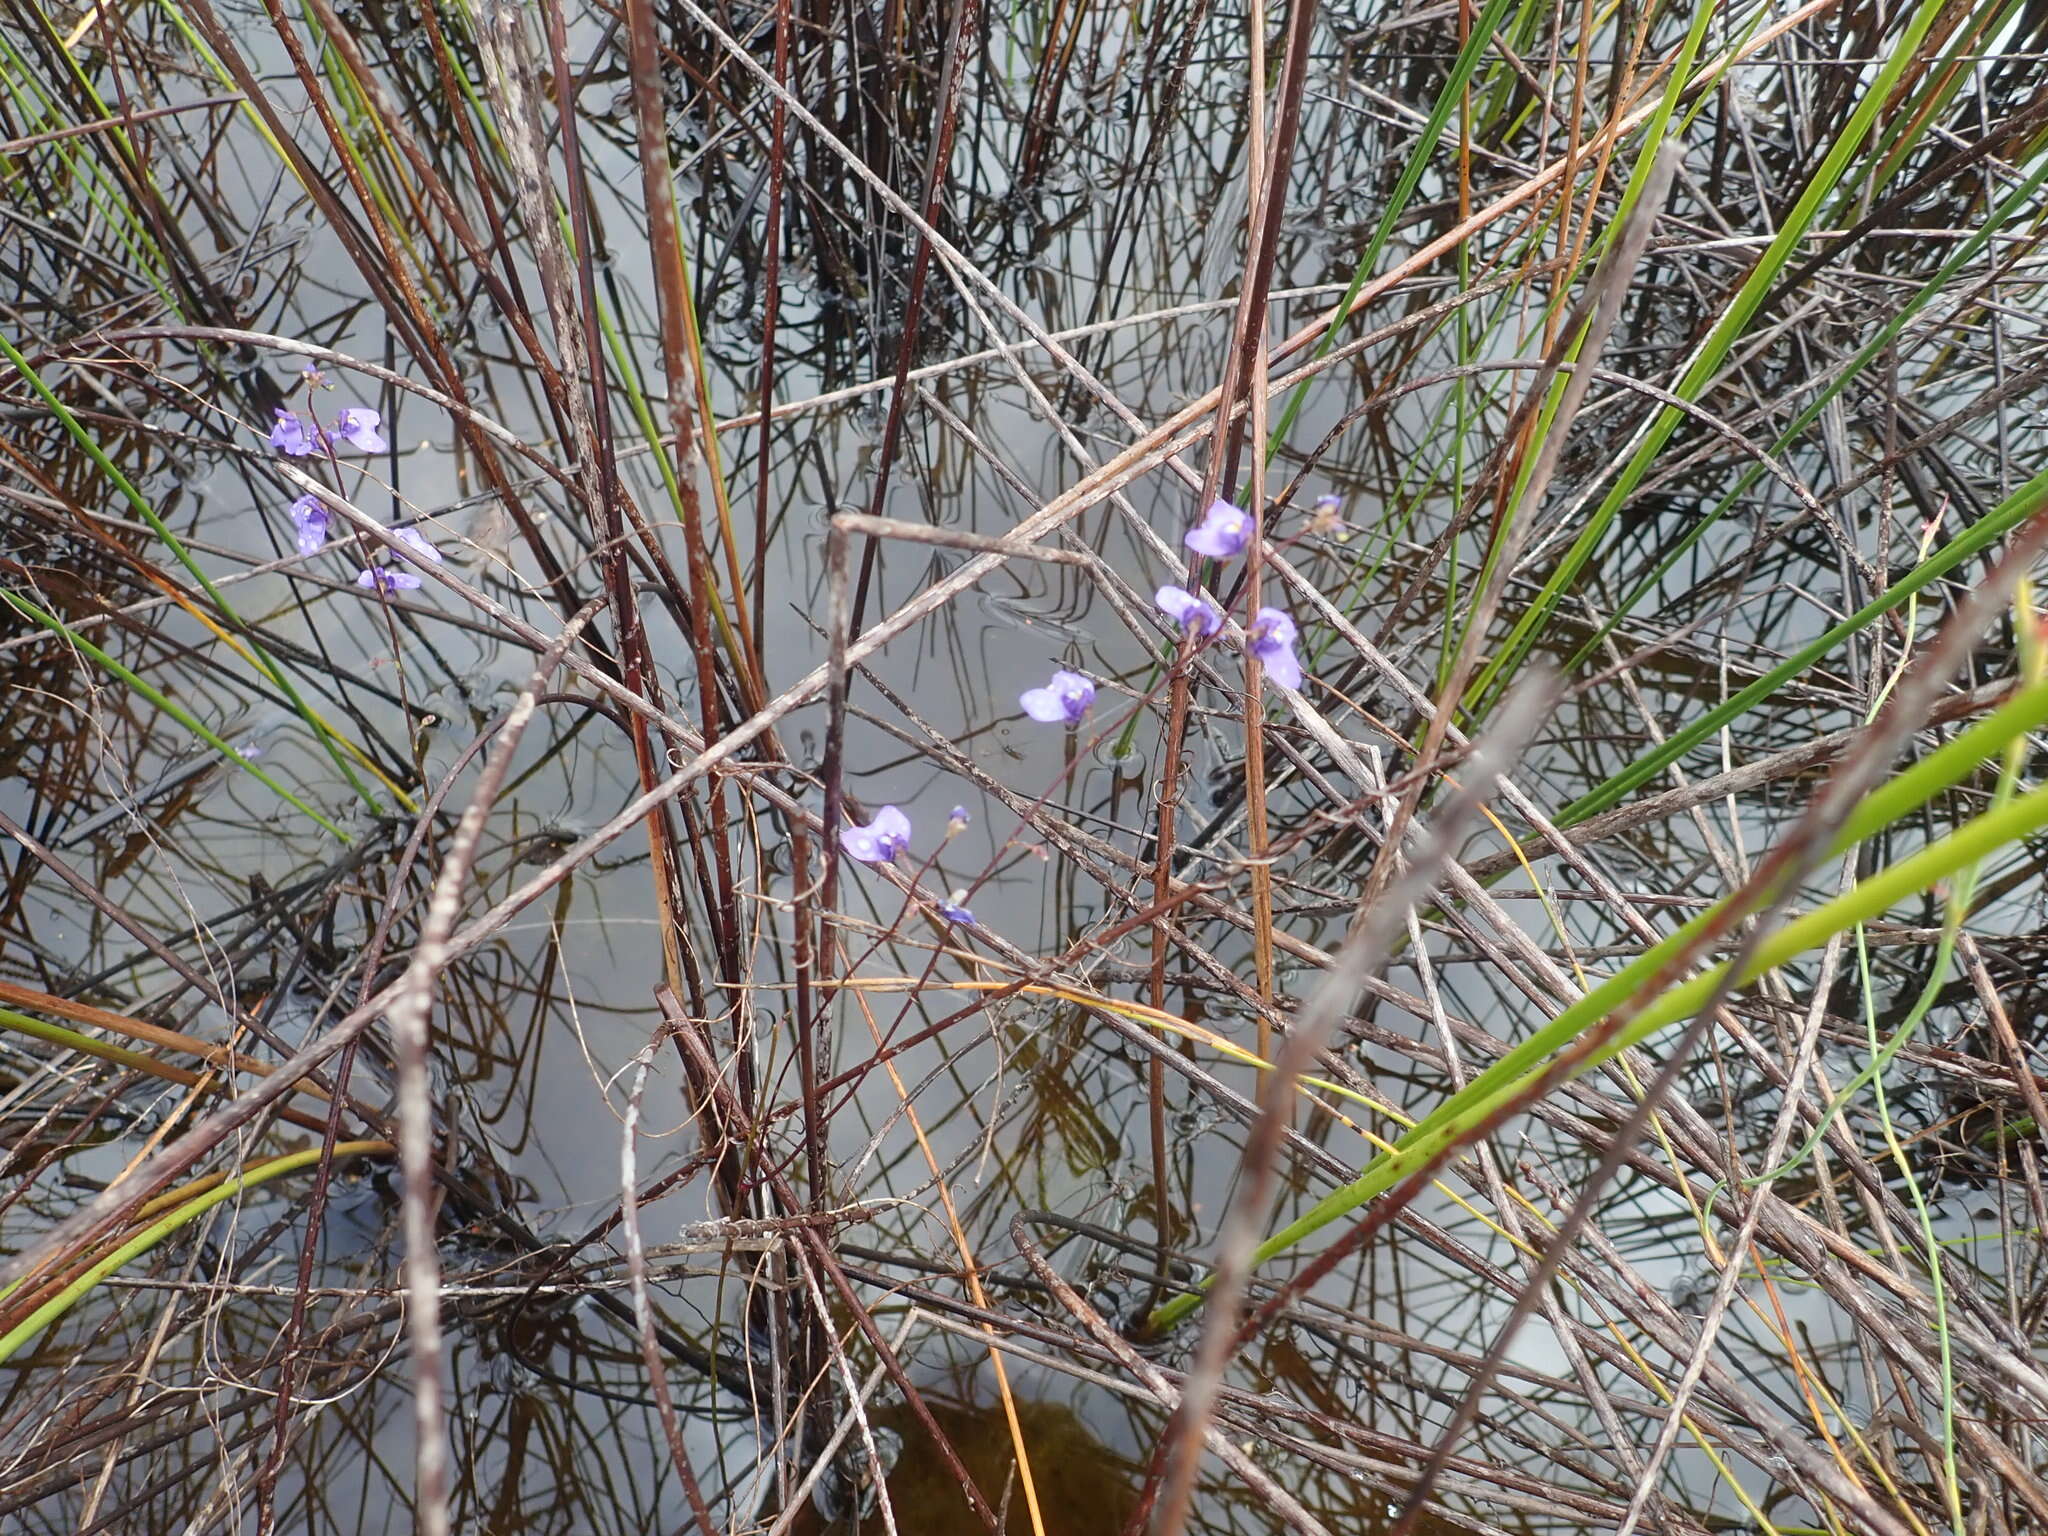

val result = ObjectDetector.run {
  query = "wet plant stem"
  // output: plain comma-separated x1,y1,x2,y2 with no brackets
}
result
1240,29,1278,1085
1146,637,1193,1312
846,0,979,635
751,0,793,650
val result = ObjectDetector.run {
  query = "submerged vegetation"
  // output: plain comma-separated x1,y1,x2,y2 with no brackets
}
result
5,0,2048,1530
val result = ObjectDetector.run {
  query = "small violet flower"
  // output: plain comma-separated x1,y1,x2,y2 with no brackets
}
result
947,805,971,835
840,805,912,864
356,564,422,593
357,527,440,593
936,892,975,926
288,494,329,556
1184,498,1253,561
393,526,441,565
1019,669,1095,726
1155,585,1223,638
1308,493,1352,543
1246,606,1303,690
269,408,316,456
330,407,388,454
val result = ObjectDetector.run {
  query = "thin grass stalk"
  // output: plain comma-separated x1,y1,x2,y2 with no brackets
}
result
547,0,712,1062
1243,311,1276,1079
0,1007,334,1134
1146,635,1193,1309
673,245,768,712
843,986,1050,1536
665,1004,1003,1536
0,93,237,158
1857,923,1964,1536
1360,144,1674,917
0,982,265,1074
751,0,793,652
258,1025,368,1535
0,1009,210,1096
1548,0,1597,354
845,0,979,632
620,0,752,1143
620,1034,720,1534
1151,678,1551,1536
1226,0,1303,1100
814,520,858,1447
1211,0,1316,499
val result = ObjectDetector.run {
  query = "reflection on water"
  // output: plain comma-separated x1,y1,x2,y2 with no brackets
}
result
792,1398,1137,1536
785,1389,1472,1536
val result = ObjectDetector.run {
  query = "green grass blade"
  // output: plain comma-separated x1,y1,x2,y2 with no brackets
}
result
1559,465,2048,825
1563,132,2048,683
1463,0,1952,713
0,1142,391,1363
1258,0,1524,468
1154,701,2048,1328
1,588,348,839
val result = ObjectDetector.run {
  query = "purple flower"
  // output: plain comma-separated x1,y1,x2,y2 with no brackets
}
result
1019,669,1095,726
936,893,975,925
839,805,911,864
1184,498,1253,560
269,409,316,456
1155,585,1223,638
330,407,388,453
947,806,970,834
393,526,441,565
353,527,440,593
356,564,422,593
1246,606,1303,689
288,494,329,556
